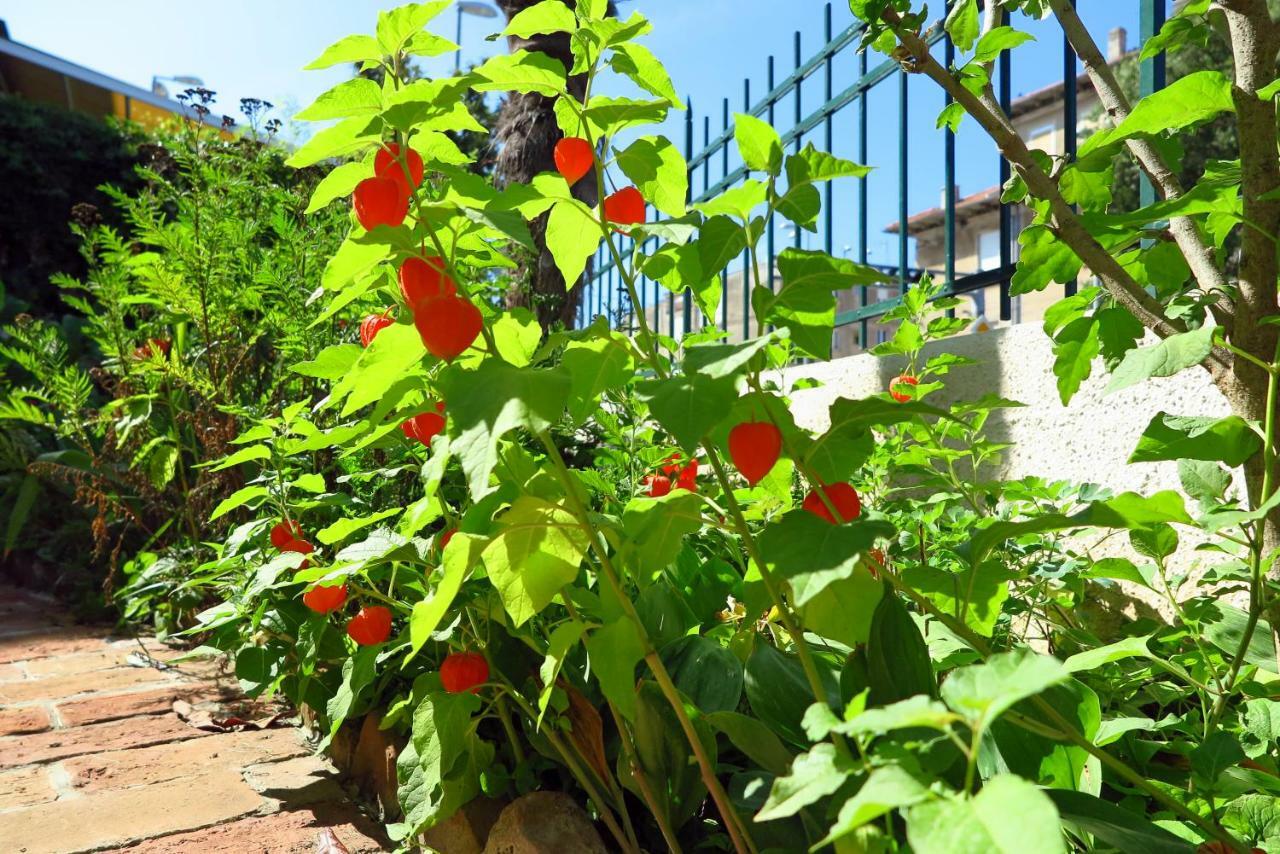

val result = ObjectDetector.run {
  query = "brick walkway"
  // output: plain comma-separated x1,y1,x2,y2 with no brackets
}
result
0,588,390,854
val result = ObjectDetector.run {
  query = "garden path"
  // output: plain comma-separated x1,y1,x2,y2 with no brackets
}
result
0,586,389,854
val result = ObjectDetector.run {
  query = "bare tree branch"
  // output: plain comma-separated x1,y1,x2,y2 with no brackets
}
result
1049,0,1233,329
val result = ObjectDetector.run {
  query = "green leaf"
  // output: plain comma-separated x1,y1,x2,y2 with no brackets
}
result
561,337,634,424
694,180,768,221
409,533,482,660
471,50,567,96
291,344,364,381
785,143,871,184
482,497,588,626
820,765,931,846
945,0,980,53
622,491,704,574
1106,324,1217,394
1191,731,1246,783
1179,458,1232,508
973,27,1035,63
1011,226,1082,297
635,373,737,451
304,34,383,70
376,1,452,55
762,249,887,360
296,78,383,121
705,711,795,777
734,112,784,175
437,360,570,497
1079,71,1235,163
491,309,543,368
903,561,1015,638
317,508,400,545
940,649,1067,734
1063,635,1153,673
306,160,373,214
585,617,645,720
544,199,602,289
797,568,884,647
536,619,586,724
756,743,852,822
502,0,578,37
1046,790,1196,854
1203,603,1277,672
660,635,744,714
682,333,776,380
907,775,1066,854
209,485,269,521
1049,316,1099,405
865,592,938,705
746,642,837,747
324,646,379,745
285,116,379,168
210,444,270,472
1241,699,1280,759
3,475,38,556
610,42,681,107
1131,413,1262,466
840,695,959,736
616,136,687,218
331,322,426,416
622,680,712,830
758,511,893,607
321,234,392,292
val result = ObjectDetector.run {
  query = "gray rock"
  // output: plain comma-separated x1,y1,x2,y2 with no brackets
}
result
481,792,607,854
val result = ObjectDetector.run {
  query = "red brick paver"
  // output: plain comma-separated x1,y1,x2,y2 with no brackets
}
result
0,587,390,854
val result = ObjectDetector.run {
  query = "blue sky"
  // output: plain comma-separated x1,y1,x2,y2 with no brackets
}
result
5,0,1153,298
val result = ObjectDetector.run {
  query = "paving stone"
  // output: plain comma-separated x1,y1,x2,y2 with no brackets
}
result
243,755,346,806
0,629,106,663
0,766,55,810
95,802,389,854
64,727,307,791
0,665,174,703
0,705,51,736
55,682,236,727
0,768,262,854
0,662,24,681
0,712,204,768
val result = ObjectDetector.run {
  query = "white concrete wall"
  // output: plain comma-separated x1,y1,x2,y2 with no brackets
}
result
782,322,1232,500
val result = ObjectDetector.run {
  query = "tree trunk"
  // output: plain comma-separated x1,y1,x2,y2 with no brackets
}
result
494,0,612,330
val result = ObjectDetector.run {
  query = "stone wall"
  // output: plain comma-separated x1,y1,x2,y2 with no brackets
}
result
782,322,1232,500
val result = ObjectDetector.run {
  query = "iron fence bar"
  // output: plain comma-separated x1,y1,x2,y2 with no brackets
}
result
680,101,692,336
944,32,956,311
767,55,776,293
686,19,866,171
1063,0,1078,297
721,96,731,332
898,68,909,294
743,77,753,341
793,30,803,250
823,3,835,264
857,48,869,350
836,263,1017,326
998,38,1013,321
1139,0,1166,209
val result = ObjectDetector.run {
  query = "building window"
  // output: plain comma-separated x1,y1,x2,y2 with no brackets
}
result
876,328,890,345
1027,122,1057,153
978,230,1001,271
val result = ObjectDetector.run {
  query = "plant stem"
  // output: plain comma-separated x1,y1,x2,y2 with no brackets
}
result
537,433,756,854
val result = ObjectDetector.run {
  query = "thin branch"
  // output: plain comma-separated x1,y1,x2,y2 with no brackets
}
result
1049,0,1233,330
882,10,1229,368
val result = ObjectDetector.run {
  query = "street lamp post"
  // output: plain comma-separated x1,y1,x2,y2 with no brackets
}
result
455,1,498,73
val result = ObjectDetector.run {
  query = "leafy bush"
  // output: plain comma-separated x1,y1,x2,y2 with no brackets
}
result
152,3,1280,854
0,105,347,616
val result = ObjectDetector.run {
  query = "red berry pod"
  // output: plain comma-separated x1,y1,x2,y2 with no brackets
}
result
554,137,594,185
802,483,862,524
440,651,489,694
675,458,698,491
889,374,919,403
645,474,672,498
270,519,304,549
728,421,782,486
603,186,646,228
438,528,457,552
359,309,395,347
280,537,316,569
400,404,446,448
374,142,424,194
352,176,409,231
302,584,348,614
399,256,456,308
346,605,393,646
413,294,482,362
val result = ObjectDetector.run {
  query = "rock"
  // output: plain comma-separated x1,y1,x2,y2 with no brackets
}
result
421,797,507,854
482,792,606,854
349,712,403,818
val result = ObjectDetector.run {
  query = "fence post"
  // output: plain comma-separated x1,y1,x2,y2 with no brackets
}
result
997,32,1013,322
1063,0,1078,296
1138,0,1166,208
